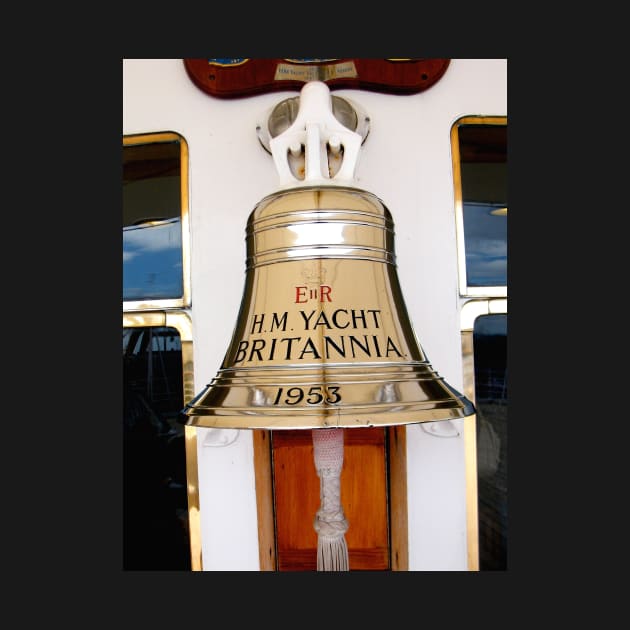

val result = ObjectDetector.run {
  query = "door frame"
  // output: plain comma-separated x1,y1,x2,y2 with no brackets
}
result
253,426,408,571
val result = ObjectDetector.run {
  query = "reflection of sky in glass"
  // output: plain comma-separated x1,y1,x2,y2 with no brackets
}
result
463,202,507,286
123,218,183,300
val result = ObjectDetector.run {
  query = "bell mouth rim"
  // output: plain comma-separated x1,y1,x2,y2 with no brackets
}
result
181,360,475,429
181,403,474,430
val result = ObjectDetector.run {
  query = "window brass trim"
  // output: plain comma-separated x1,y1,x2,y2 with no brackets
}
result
123,131,191,310
122,309,202,571
460,298,507,571
451,116,507,298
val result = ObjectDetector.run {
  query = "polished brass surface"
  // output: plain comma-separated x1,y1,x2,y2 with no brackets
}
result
461,328,479,571
183,186,475,429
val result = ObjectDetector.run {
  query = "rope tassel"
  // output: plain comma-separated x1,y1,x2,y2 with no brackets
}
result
312,428,349,571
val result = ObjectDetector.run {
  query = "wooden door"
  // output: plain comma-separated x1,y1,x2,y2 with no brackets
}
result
253,426,408,571
272,427,389,571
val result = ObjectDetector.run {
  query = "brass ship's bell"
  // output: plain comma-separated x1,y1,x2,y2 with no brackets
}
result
182,82,474,430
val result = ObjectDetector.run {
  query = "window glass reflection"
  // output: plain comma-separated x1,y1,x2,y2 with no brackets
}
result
463,202,507,286
123,138,183,301
123,325,190,570
123,218,183,300
473,313,507,570
458,123,507,289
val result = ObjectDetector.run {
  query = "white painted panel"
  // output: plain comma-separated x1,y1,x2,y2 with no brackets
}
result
123,58,507,571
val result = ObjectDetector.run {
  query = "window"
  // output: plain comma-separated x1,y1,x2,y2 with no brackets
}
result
124,318,185,569
452,116,507,571
122,312,201,570
451,117,507,297
123,132,191,309
123,132,200,570
461,301,507,570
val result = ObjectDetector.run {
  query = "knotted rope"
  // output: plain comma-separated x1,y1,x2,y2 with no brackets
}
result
312,428,349,571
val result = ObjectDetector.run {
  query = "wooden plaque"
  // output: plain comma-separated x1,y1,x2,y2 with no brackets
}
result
184,58,450,99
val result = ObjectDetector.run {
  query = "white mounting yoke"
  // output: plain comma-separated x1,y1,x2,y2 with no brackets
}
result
257,81,370,190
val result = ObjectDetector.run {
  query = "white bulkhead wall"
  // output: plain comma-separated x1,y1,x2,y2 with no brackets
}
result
123,58,508,570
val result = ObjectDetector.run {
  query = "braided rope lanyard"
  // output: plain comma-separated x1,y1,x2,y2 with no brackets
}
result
312,428,349,571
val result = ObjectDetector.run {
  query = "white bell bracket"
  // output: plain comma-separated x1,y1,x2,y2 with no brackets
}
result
421,419,460,438
202,428,240,447
256,81,370,189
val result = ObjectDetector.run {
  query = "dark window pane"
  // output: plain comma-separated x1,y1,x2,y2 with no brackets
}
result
123,325,190,570
473,314,507,570
459,124,507,288
123,140,183,301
